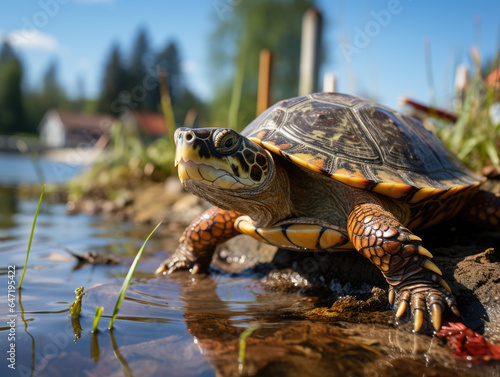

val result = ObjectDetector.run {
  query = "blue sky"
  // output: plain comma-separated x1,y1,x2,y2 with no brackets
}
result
1,0,499,112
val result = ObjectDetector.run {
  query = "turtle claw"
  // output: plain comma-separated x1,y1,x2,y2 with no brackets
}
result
388,287,395,305
451,306,461,318
414,309,424,332
431,304,442,331
157,244,198,275
396,298,408,318
191,263,201,274
156,254,195,275
157,241,213,275
422,259,442,276
392,278,457,332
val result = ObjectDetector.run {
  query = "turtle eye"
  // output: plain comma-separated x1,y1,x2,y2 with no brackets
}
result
214,130,240,155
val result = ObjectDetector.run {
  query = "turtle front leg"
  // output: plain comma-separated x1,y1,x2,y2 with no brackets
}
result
156,206,242,275
347,202,459,332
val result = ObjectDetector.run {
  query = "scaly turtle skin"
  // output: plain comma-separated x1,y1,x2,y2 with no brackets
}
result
157,92,500,332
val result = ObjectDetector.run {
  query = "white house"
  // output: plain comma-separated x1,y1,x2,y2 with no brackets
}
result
39,110,115,148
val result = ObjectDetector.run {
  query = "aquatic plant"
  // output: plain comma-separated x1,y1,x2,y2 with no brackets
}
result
19,184,45,290
69,286,85,318
108,221,162,329
92,306,104,333
238,325,260,375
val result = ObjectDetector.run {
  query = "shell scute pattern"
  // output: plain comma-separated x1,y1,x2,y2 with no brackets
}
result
243,92,484,201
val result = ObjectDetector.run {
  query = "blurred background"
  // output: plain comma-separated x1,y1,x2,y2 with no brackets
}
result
0,0,499,182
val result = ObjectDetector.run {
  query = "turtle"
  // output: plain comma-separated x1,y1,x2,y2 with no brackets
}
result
156,92,500,332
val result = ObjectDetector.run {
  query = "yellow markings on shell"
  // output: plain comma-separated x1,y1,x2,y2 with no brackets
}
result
330,173,371,190
409,187,445,203
319,228,349,249
439,185,468,200
285,224,322,249
288,153,324,174
235,217,264,242
235,216,350,251
372,182,411,199
254,227,291,248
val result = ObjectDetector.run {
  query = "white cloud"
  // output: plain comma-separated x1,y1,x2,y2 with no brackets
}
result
2,30,59,51
181,60,198,74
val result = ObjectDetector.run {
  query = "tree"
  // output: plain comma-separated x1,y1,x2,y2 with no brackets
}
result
155,40,207,126
0,41,16,63
0,41,28,134
155,41,183,105
98,44,128,116
41,60,67,110
127,27,157,111
209,0,317,130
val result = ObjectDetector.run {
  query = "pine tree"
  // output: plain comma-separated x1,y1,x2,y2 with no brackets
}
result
127,28,157,111
0,41,28,134
41,60,67,110
155,41,183,105
98,44,128,116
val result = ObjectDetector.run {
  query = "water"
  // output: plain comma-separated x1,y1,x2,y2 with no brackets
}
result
0,153,499,376
0,152,83,186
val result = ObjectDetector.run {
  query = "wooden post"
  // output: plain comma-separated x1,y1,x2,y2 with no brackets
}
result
256,49,273,116
322,72,336,92
299,7,322,96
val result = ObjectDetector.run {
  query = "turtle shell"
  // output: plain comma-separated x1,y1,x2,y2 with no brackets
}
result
242,92,484,202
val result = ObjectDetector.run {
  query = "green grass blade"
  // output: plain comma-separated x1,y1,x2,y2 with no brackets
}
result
92,306,104,333
485,140,500,166
19,184,45,290
108,221,162,329
238,325,260,375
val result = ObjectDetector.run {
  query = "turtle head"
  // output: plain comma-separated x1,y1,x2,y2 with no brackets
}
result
175,127,273,190
174,127,292,226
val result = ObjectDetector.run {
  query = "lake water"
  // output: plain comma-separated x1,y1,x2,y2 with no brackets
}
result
1,153,499,377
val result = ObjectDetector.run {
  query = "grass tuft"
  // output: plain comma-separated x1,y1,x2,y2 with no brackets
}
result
108,221,162,329
19,184,45,290
92,306,104,333
430,49,500,170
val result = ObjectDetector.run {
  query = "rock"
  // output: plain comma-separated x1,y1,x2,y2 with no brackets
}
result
214,234,278,273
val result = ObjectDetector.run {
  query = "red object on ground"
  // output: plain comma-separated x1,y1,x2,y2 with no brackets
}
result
436,321,500,362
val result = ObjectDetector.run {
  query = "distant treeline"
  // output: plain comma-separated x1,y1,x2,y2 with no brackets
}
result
0,28,204,135
0,0,316,136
